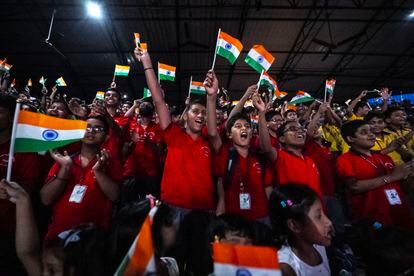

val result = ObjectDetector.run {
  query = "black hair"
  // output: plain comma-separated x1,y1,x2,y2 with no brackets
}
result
188,98,206,109
284,109,296,117
0,94,16,114
206,214,254,243
340,120,367,145
364,111,384,122
355,100,368,112
225,112,251,134
106,87,120,97
87,115,109,134
50,99,71,115
269,184,318,247
275,121,301,138
169,105,180,117
384,106,404,119
265,110,282,122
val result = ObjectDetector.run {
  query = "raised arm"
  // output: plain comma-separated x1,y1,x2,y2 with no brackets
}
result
379,87,391,113
134,47,171,130
204,70,222,154
347,90,367,115
0,180,42,276
253,93,277,162
227,84,257,123
124,99,141,118
307,103,328,137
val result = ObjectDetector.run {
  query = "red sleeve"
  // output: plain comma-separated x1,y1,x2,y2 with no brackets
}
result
336,154,356,181
45,161,61,185
114,116,130,129
161,123,183,146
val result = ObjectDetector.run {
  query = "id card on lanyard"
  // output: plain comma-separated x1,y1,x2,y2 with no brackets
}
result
238,156,251,210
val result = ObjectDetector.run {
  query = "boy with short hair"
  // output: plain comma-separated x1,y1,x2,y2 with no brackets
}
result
133,46,216,215
41,116,122,240
336,120,414,229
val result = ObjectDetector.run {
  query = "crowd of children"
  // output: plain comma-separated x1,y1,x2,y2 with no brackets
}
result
0,46,414,276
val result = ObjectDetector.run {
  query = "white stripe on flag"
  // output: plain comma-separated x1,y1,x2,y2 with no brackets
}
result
249,49,272,70
159,68,176,77
16,124,86,141
217,39,241,57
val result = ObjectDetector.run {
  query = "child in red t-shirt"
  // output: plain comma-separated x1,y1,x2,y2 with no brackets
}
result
133,46,216,213
337,120,414,229
41,116,122,240
254,95,322,198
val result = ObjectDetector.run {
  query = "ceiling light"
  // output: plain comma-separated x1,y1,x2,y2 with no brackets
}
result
409,10,414,18
87,2,102,19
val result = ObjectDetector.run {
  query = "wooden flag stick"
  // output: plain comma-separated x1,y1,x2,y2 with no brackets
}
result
188,76,193,98
211,28,221,70
256,70,264,92
6,102,21,182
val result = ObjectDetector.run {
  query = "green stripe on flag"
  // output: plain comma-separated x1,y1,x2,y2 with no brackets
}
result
260,79,275,92
190,89,206,95
159,74,175,82
245,56,265,73
14,138,81,153
114,71,129,77
216,46,238,64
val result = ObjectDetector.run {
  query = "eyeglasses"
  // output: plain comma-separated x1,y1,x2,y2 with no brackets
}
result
283,126,307,133
86,125,105,133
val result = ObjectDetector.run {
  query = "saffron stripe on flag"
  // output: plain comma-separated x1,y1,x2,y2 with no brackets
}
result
17,111,88,130
158,63,176,72
16,124,86,140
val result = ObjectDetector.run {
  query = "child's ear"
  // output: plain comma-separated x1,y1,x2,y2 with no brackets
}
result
287,218,303,234
346,136,354,144
183,112,188,121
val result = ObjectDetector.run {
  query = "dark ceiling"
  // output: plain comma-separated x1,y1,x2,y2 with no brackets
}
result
2,0,414,104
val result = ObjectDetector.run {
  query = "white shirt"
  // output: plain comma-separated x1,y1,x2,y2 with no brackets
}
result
278,244,331,276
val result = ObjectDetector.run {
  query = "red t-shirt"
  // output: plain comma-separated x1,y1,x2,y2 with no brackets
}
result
0,141,39,233
274,148,322,198
102,114,130,158
123,121,163,177
304,140,336,196
250,134,280,151
336,150,414,229
44,153,122,240
161,123,215,210
214,144,273,220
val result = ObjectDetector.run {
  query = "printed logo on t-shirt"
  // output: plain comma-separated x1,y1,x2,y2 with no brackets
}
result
252,161,262,175
200,146,211,158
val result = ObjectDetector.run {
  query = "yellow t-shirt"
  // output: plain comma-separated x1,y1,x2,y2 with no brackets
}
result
371,133,404,165
384,127,414,157
322,124,349,153
347,113,364,121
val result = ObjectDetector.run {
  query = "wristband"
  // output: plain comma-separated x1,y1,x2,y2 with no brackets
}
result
144,67,153,71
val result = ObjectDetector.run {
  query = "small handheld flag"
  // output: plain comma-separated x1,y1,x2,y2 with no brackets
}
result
140,43,148,52
215,30,243,66
96,91,105,101
115,206,158,276
290,90,314,105
189,81,207,95
0,59,12,72
324,78,336,102
143,87,152,99
245,45,275,73
56,77,67,87
114,65,130,77
213,243,281,276
258,71,277,93
39,76,47,86
134,33,141,48
158,63,176,82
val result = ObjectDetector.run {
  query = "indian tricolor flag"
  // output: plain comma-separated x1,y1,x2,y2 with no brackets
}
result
289,90,314,105
190,81,206,95
245,45,275,73
13,110,87,152
215,31,243,65
259,71,277,93
325,79,336,94
114,65,130,77
134,33,141,47
56,77,67,87
115,206,158,276
275,89,287,99
39,76,46,86
0,59,12,72
213,243,281,276
143,87,151,99
158,63,176,82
